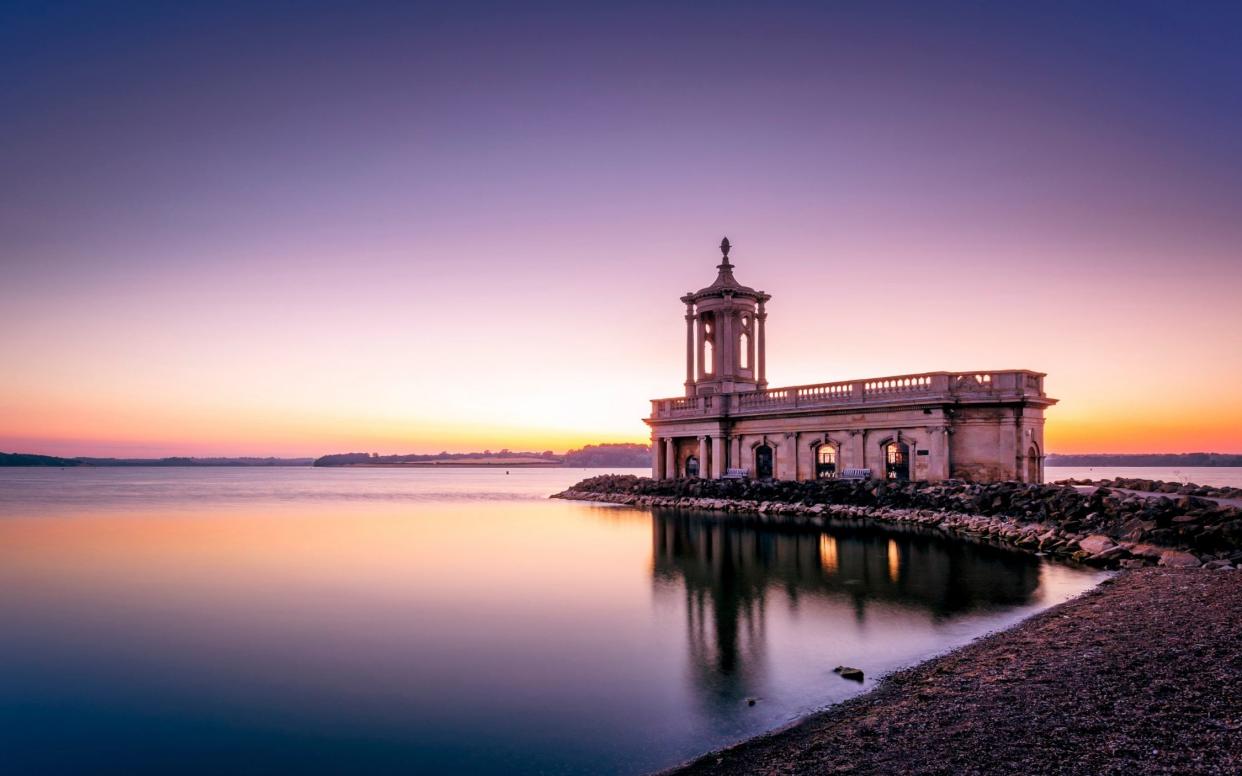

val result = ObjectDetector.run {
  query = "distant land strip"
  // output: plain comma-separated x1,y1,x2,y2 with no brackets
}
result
0,443,653,468
4,449,1240,468
0,452,313,467
1044,452,1242,467
311,444,650,468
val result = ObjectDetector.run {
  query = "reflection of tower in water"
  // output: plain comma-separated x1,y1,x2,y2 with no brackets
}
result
652,511,1043,712
653,514,774,711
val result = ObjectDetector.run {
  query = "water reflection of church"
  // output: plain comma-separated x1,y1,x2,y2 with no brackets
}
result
651,512,1040,707
647,239,1057,483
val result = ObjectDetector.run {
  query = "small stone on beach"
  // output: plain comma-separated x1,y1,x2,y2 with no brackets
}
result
834,666,865,682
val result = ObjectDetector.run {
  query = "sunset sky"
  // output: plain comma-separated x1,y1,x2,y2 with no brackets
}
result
3,1,1240,457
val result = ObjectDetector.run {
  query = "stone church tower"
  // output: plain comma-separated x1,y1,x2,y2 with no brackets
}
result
681,238,770,397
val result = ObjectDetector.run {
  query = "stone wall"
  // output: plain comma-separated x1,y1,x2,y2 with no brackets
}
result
649,402,1046,485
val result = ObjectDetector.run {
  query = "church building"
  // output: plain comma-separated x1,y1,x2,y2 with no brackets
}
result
646,239,1055,483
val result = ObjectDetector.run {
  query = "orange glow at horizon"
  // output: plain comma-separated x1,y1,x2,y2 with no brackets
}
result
3,240,1240,459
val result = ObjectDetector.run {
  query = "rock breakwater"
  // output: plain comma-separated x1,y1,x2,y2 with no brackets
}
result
554,475,1242,569
1056,476,1242,501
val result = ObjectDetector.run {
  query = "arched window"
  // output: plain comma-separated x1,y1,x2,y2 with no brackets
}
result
739,332,750,369
700,313,716,377
685,455,699,478
885,441,910,481
1026,443,1041,483
815,445,837,479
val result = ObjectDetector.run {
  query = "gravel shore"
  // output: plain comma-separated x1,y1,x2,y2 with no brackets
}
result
667,568,1241,776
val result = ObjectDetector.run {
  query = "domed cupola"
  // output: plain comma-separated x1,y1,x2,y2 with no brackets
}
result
680,238,770,397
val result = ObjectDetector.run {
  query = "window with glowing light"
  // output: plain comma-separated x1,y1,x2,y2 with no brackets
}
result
885,442,910,481
815,445,837,479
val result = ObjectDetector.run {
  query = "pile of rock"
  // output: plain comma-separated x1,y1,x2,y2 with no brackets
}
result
554,475,1242,570
1055,476,1242,501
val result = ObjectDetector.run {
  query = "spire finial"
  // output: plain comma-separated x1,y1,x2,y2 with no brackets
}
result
720,236,731,258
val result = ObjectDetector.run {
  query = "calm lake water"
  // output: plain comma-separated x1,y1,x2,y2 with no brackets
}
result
1046,466,1242,489
0,468,1103,775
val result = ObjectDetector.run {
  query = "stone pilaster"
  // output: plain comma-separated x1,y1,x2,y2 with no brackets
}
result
791,432,800,481
684,302,695,396
756,300,767,387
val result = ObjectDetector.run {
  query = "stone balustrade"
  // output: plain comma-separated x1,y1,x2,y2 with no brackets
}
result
649,370,1045,420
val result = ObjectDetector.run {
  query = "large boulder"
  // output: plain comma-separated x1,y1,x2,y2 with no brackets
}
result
1078,534,1116,555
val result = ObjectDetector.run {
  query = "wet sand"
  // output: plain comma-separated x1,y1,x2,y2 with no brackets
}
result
668,568,1241,776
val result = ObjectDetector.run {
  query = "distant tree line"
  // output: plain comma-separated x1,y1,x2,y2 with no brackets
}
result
8,449,1236,469
75,457,314,466
313,444,652,468
1046,453,1242,467
312,450,562,467
0,453,312,467
561,443,650,467
0,452,82,466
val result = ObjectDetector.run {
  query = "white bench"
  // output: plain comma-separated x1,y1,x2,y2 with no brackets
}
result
838,468,872,481
723,467,748,479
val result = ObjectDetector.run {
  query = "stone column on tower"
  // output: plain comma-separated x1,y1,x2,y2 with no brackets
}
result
695,315,705,381
683,299,695,395
664,438,676,479
757,299,768,388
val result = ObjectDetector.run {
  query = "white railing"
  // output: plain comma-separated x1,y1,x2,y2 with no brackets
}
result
864,374,935,397
651,394,716,418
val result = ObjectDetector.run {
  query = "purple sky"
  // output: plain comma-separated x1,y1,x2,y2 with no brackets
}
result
3,1,1240,456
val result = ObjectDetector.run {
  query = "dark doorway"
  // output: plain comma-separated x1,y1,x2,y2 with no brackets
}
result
885,442,910,481
754,445,774,479
685,455,699,478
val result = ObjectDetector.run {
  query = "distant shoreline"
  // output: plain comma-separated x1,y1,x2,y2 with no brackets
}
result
0,453,314,467
1045,453,1242,467
0,444,653,468
330,461,563,468
5,448,1242,468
